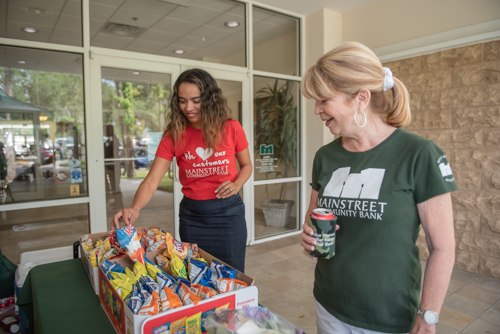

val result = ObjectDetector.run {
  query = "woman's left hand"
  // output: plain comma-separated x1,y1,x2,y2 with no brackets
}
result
215,180,240,199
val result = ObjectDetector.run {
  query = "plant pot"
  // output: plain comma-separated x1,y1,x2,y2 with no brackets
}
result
260,199,294,228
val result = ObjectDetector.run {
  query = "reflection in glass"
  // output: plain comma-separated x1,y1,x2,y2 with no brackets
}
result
0,46,86,203
90,0,245,67
0,0,83,47
101,68,174,232
0,203,89,264
254,182,300,239
253,7,299,75
253,76,299,181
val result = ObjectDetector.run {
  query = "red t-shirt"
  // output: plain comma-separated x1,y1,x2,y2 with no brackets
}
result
155,120,249,200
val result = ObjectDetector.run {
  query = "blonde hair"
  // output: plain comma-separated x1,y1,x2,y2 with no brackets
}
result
302,42,411,128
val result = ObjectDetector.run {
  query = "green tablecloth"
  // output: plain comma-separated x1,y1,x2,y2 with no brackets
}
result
16,258,115,334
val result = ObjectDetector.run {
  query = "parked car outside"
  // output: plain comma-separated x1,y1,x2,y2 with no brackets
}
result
134,147,148,169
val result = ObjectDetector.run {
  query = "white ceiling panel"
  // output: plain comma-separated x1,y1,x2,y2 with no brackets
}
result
102,68,171,85
89,3,118,22
90,0,125,7
49,37,81,47
50,28,82,41
139,29,180,44
264,13,298,27
172,34,205,49
7,7,60,27
121,0,176,14
90,20,106,36
167,5,223,25
252,6,274,22
190,0,237,12
124,39,165,54
220,31,245,45
61,0,82,16
56,15,83,31
91,32,134,49
108,8,166,29
151,17,199,36
226,4,246,16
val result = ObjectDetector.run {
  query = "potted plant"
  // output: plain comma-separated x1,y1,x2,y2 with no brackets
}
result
254,79,298,227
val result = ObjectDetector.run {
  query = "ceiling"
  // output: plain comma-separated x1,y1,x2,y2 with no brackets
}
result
251,0,379,15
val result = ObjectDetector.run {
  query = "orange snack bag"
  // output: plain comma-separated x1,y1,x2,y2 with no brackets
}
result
178,283,201,306
138,290,160,315
160,286,182,311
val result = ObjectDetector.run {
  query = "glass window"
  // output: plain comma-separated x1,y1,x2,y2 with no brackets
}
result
0,0,83,47
0,46,87,203
252,6,299,76
253,76,299,181
90,0,245,67
254,182,301,239
0,203,89,264
101,68,174,232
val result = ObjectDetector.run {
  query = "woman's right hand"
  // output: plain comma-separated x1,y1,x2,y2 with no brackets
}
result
112,207,139,230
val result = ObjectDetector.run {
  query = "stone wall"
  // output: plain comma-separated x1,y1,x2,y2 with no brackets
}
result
383,40,500,279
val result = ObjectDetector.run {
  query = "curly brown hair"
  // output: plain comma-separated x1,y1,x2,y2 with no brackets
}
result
164,68,232,150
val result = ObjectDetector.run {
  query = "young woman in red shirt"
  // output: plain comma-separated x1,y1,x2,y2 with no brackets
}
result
112,68,252,272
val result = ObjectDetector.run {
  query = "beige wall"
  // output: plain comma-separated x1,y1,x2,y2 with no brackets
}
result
343,0,500,50
383,40,500,279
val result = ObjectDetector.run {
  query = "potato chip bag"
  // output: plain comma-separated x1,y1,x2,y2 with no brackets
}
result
178,283,201,306
116,225,145,265
140,275,161,294
199,285,218,300
157,272,175,290
89,247,100,267
186,312,202,334
110,277,133,300
215,278,247,293
189,284,202,296
101,260,126,280
125,284,143,315
160,286,182,311
170,254,187,279
146,261,163,281
188,258,212,286
133,261,148,279
183,242,199,260
170,317,186,334
165,238,188,260
156,254,168,268
138,290,160,316
81,235,94,252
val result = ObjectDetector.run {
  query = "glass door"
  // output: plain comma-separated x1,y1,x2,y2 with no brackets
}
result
89,55,181,235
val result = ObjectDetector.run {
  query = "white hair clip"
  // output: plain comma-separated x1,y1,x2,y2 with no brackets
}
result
383,67,394,91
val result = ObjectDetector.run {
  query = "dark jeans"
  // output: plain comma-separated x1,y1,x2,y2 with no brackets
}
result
179,194,247,272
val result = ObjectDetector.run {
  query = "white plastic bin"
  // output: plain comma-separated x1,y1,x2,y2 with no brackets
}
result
14,246,73,334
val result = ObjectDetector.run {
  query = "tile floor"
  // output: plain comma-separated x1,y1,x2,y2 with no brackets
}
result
246,234,500,334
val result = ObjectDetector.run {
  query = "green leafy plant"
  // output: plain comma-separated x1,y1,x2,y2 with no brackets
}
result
254,79,298,201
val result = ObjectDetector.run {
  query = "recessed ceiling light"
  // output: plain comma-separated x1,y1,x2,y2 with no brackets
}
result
132,71,140,75
224,21,240,28
173,49,185,54
17,60,27,64
22,27,38,33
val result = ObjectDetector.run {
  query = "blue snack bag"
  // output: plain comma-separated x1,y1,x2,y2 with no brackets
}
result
189,258,212,287
125,284,143,314
100,259,126,280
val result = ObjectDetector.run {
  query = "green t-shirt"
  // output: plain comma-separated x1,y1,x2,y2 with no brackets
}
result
311,129,457,333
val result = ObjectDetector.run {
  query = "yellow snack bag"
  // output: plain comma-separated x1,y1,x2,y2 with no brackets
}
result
125,267,139,286
81,235,94,252
186,312,202,334
170,316,186,334
170,254,187,279
110,278,133,300
146,262,162,281
133,261,148,278
89,248,100,267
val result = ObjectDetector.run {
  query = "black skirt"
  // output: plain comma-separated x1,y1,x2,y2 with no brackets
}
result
179,194,247,272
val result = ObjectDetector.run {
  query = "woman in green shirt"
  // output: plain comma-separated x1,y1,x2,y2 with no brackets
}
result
300,42,457,334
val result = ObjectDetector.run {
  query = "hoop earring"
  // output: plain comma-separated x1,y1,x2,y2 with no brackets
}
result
354,110,367,128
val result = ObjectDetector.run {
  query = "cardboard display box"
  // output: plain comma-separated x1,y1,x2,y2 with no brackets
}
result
98,249,258,334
